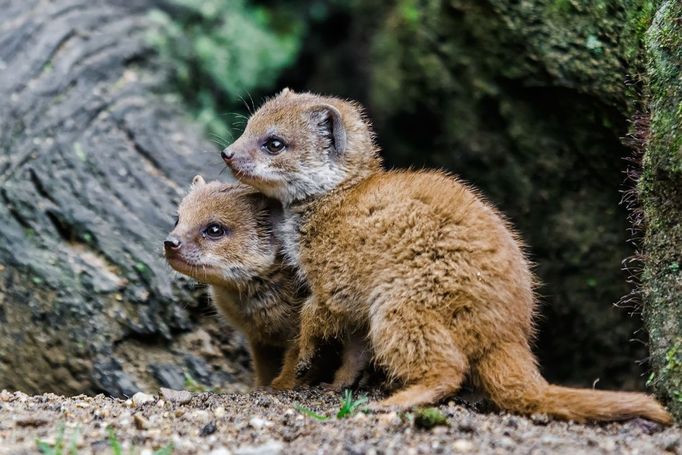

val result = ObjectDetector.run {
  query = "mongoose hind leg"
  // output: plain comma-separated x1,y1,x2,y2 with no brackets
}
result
323,332,370,392
370,304,469,409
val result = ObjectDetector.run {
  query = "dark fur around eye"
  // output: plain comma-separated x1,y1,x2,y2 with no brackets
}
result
203,223,226,239
262,137,286,155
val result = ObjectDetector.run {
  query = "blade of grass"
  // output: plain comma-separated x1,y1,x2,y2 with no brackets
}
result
294,403,329,421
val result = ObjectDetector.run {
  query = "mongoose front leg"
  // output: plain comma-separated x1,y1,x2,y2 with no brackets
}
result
270,344,301,390
293,296,330,380
250,342,284,387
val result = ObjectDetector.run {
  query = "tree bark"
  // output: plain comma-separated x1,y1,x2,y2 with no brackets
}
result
0,0,249,397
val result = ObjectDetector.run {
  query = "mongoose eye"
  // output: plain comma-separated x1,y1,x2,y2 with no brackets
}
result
203,223,226,239
173,216,179,228
262,137,286,155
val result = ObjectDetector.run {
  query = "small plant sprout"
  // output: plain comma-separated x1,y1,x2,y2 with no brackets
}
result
336,389,368,418
293,390,368,421
36,423,78,455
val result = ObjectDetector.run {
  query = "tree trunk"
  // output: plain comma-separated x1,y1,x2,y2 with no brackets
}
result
0,0,249,397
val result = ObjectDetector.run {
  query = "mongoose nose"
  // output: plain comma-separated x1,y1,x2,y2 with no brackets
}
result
221,148,234,162
164,237,181,251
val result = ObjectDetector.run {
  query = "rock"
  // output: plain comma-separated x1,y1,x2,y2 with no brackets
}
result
378,412,402,428
184,355,213,384
452,439,474,453
150,364,186,391
234,441,284,455
209,448,232,455
133,413,149,430
131,392,155,407
15,417,48,427
249,417,272,429
160,388,192,405
213,406,226,418
200,421,217,436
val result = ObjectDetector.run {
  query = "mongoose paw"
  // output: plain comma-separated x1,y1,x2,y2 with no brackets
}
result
294,360,312,379
270,376,297,390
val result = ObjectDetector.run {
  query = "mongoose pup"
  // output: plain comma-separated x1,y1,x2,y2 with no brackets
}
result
164,176,304,386
221,89,673,424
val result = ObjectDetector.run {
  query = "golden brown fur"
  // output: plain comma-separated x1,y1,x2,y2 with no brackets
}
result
222,89,672,424
164,176,303,386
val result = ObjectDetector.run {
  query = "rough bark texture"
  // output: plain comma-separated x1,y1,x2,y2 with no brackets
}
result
641,0,682,420
0,0,250,397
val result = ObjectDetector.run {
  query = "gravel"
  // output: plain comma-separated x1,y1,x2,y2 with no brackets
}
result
0,389,679,454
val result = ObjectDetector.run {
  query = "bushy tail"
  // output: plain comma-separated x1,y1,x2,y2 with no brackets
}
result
474,342,673,425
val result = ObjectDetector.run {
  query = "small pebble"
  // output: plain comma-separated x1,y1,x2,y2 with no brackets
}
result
160,388,192,405
234,440,284,455
131,392,155,407
200,421,217,436
213,406,226,418
249,417,272,429
209,448,232,455
452,439,473,452
133,413,149,430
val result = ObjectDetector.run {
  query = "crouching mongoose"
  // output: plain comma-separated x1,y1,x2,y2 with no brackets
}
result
221,89,672,424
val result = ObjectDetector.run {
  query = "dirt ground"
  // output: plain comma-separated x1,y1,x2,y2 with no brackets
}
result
0,388,679,455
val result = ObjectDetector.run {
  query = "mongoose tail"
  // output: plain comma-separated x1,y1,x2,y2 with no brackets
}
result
475,342,673,425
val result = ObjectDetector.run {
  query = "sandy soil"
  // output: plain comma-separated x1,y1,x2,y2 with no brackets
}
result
0,388,679,455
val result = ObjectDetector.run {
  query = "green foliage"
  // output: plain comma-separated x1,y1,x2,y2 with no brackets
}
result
36,424,78,455
108,426,175,455
294,389,368,421
183,371,213,393
294,403,330,421
413,407,448,429
336,389,368,418
147,0,304,142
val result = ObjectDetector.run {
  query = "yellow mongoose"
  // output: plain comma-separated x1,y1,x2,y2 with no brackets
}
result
164,176,303,386
221,89,672,424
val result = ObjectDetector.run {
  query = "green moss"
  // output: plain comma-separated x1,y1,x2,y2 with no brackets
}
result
414,408,448,429
639,0,682,420
147,0,303,140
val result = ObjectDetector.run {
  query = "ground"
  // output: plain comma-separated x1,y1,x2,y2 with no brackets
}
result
0,389,679,455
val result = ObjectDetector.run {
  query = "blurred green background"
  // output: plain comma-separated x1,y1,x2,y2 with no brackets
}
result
147,0,654,389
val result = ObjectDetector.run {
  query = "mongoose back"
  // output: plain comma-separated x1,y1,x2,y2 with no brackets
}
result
164,176,303,386
222,89,672,424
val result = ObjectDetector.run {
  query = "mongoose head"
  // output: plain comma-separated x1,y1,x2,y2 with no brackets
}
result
222,89,382,205
164,176,280,288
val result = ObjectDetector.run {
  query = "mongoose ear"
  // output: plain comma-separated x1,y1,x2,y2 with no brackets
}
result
310,104,347,157
280,87,293,96
191,175,206,187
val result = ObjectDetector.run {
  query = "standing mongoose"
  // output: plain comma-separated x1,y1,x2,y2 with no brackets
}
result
221,89,673,424
164,176,304,386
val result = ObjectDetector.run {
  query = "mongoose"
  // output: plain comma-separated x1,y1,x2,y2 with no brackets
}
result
164,176,304,386
221,89,673,424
